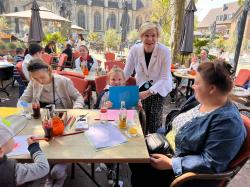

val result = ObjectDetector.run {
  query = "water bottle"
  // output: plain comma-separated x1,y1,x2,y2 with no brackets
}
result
119,101,127,129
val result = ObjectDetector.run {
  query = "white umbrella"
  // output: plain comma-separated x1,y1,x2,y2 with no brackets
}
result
0,7,71,22
71,24,84,31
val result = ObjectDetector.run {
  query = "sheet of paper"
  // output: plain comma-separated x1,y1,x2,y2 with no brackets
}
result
86,123,127,150
109,86,139,109
0,107,21,118
7,135,30,157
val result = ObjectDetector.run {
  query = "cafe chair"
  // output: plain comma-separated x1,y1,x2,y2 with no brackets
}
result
104,60,125,72
51,53,70,71
41,53,53,65
58,71,91,108
234,69,250,88
0,65,14,97
169,109,250,187
105,52,115,61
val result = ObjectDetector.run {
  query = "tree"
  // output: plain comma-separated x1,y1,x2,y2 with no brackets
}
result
170,0,186,64
104,29,121,51
127,29,139,44
0,17,9,31
213,35,226,49
87,32,99,43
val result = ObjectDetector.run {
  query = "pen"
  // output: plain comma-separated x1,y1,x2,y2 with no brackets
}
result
60,130,84,137
31,137,49,141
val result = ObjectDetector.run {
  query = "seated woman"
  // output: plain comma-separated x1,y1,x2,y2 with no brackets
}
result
18,58,84,109
130,60,246,187
189,53,199,71
75,45,98,72
17,58,84,187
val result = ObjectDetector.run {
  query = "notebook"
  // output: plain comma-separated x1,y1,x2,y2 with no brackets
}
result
109,86,139,109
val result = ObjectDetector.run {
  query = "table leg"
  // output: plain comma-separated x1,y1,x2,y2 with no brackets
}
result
185,79,194,99
71,163,75,179
91,163,95,179
114,163,120,187
76,163,101,187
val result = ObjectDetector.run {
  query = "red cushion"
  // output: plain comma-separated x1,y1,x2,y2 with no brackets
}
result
234,69,250,87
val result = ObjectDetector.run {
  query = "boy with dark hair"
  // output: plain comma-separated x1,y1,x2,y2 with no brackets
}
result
13,48,24,65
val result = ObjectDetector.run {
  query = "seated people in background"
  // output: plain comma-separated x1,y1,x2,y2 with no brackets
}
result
22,43,43,81
0,120,49,186
18,58,84,109
13,48,24,65
189,54,199,71
17,58,84,187
62,43,73,62
44,41,56,54
130,60,246,187
75,45,98,72
199,48,209,63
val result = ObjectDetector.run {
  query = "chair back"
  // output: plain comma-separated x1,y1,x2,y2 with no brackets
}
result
105,52,115,61
58,72,88,96
15,62,26,80
41,53,53,65
105,60,125,72
95,75,108,96
72,51,80,60
234,69,250,87
0,66,14,81
95,75,137,95
57,53,68,71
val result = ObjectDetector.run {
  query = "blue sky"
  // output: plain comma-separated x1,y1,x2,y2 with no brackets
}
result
196,0,238,21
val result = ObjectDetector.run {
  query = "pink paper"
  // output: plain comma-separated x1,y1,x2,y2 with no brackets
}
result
98,110,136,121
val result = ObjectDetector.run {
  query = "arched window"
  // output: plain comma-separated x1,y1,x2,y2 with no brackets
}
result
94,12,102,31
77,11,85,29
106,13,116,29
135,16,142,29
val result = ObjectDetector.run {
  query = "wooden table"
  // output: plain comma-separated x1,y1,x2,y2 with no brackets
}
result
173,70,196,99
12,109,149,163
63,68,98,81
11,109,149,187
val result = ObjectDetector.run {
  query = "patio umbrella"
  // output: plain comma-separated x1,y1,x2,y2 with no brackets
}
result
179,0,197,55
120,1,129,43
28,0,43,43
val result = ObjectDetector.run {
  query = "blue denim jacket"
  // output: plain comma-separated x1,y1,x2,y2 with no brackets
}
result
172,101,246,176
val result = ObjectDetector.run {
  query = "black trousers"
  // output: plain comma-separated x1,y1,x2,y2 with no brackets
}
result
142,94,165,134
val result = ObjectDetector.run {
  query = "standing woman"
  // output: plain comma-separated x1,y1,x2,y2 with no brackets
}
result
124,22,172,134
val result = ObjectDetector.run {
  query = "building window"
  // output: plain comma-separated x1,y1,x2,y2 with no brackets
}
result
135,16,142,29
106,13,116,29
94,12,102,31
77,11,85,29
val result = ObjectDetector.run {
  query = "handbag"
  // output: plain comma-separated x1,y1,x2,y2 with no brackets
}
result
145,133,173,155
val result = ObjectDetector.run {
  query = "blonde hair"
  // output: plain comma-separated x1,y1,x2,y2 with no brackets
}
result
107,66,126,84
139,22,161,38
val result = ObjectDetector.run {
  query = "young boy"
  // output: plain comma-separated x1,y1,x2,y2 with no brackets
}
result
0,118,50,186
13,48,25,65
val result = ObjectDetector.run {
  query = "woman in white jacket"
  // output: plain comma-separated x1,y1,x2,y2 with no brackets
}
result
124,22,172,133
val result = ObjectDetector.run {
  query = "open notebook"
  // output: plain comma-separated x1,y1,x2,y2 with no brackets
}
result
85,123,127,150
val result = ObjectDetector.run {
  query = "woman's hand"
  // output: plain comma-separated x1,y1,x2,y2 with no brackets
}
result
150,154,172,170
139,90,152,100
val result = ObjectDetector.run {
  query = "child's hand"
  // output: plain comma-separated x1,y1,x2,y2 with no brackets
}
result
137,100,143,110
27,137,38,145
104,101,113,109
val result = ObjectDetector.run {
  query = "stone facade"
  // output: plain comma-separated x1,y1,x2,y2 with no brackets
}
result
4,0,151,34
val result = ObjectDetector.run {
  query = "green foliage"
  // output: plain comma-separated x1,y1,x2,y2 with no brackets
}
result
0,39,6,49
87,32,100,43
127,29,139,44
194,15,198,31
6,42,16,50
193,38,210,54
42,32,66,46
15,41,26,49
213,35,226,49
104,29,121,50
0,17,9,31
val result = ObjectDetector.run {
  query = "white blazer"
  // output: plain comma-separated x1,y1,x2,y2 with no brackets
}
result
75,56,98,72
124,43,172,97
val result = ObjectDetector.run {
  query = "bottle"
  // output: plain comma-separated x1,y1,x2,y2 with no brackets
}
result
42,109,53,140
83,63,89,76
32,98,41,119
119,101,127,129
